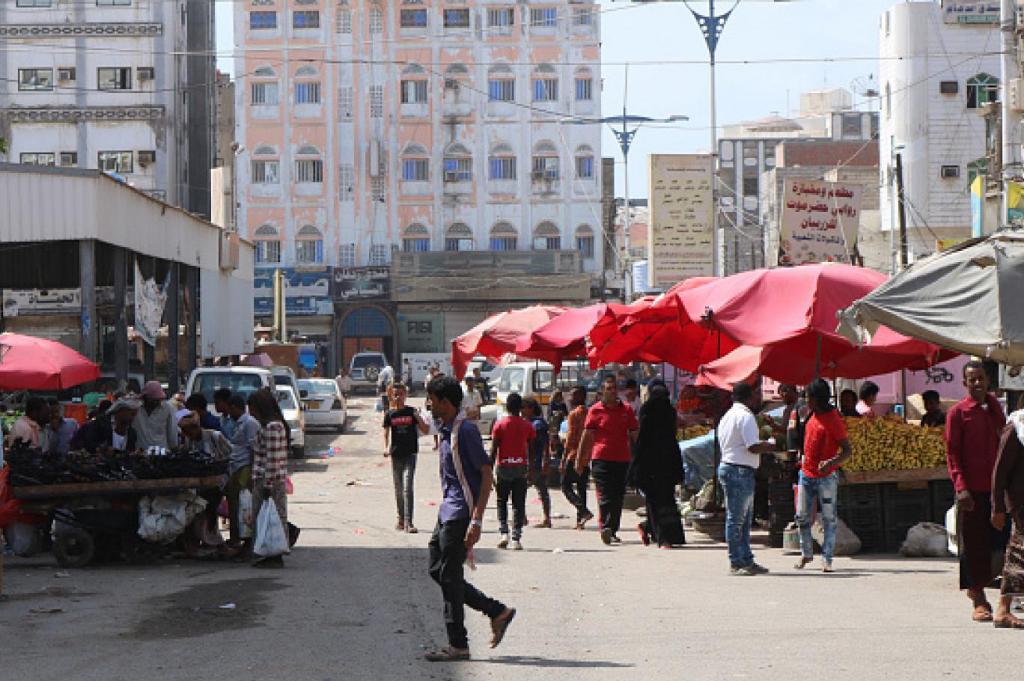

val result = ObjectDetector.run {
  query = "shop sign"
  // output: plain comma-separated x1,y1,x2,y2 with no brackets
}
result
330,266,390,301
943,1,1000,24
254,267,332,317
647,154,715,288
778,179,861,266
398,312,444,353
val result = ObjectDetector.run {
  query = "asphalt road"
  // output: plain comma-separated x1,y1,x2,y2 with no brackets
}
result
2,396,1022,680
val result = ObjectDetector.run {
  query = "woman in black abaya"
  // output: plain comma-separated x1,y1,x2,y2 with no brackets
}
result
630,381,686,548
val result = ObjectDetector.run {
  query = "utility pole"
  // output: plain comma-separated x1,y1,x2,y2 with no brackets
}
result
895,153,909,269
1001,0,1021,227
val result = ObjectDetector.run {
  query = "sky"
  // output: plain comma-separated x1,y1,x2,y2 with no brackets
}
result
215,0,900,198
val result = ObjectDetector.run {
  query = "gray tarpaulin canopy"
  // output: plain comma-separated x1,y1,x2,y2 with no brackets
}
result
838,230,1024,365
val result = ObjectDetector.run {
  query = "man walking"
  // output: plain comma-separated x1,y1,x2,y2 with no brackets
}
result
946,361,1008,622
577,375,639,545
490,393,534,550
523,397,552,529
383,382,430,534
226,394,260,550
717,382,775,575
561,386,594,529
794,379,852,573
424,376,515,662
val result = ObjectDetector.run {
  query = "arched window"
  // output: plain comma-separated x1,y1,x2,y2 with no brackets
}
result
295,65,318,77
251,146,279,184
254,66,276,78
253,224,281,264
402,223,430,252
369,5,384,34
490,222,518,251
335,7,352,34
295,224,324,263
294,66,321,105
488,142,516,180
574,67,593,101
967,73,999,109
575,225,595,260
400,143,429,182
532,64,558,102
295,145,323,183
400,63,428,105
534,221,561,250
443,63,470,95
445,223,473,251
443,143,472,182
967,157,988,187
251,66,279,105
532,141,559,181
574,144,595,179
487,63,515,102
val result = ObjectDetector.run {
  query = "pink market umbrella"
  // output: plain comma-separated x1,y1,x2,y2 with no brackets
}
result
451,305,567,379
513,303,609,370
0,332,101,391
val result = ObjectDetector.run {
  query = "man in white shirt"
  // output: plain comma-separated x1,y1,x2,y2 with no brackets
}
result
462,377,482,421
716,382,775,576
377,364,395,412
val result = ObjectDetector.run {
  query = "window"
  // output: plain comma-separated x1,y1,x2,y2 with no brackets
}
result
532,143,559,181
97,67,131,90
967,73,999,109
533,71,558,102
402,158,429,181
98,151,132,174
489,155,516,180
572,7,594,26
293,11,320,29
295,159,323,183
575,151,594,179
137,67,154,81
371,176,385,202
576,226,595,259
250,11,277,30
19,153,56,166
535,223,561,250
296,225,324,264
940,80,959,95
530,7,558,27
370,85,384,117
369,5,383,33
336,9,352,33
251,81,279,105
339,163,354,200
339,86,354,117
57,67,76,82
252,160,280,184
444,144,472,182
339,243,356,268
402,225,431,252
18,0,53,6
444,8,470,27
400,9,427,27
490,224,518,251
60,152,78,167
445,223,473,251
840,113,862,139
488,77,515,102
488,7,515,30
96,0,131,5
940,165,960,179
254,225,281,264
967,158,988,187
575,76,592,101
18,68,53,91
295,81,321,104
742,176,758,196
400,79,427,104
369,244,389,266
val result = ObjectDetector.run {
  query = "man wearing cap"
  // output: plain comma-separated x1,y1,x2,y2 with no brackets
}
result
133,381,179,450
71,398,140,453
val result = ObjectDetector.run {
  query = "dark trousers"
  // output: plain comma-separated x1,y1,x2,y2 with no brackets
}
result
591,459,629,534
495,475,528,539
530,472,551,520
390,454,416,524
561,465,591,522
959,492,1011,591
640,479,686,547
428,518,505,649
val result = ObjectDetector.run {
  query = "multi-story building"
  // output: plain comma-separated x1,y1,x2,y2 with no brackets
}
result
879,0,1001,258
0,0,215,215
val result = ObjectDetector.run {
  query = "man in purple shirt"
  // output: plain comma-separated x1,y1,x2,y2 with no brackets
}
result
424,375,515,662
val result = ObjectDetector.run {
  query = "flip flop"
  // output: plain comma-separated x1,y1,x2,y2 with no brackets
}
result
424,647,471,662
490,608,516,648
993,616,1024,629
973,605,994,623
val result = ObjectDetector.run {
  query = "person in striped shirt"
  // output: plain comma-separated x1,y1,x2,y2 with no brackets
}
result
247,389,290,568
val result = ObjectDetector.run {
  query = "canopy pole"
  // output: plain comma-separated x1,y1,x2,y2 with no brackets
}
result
814,334,823,379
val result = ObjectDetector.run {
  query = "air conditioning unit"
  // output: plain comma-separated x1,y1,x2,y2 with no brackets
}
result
940,165,960,179
137,67,154,81
137,150,156,167
444,171,460,183
220,230,240,271
57,67,76,82
1011,78,1024,112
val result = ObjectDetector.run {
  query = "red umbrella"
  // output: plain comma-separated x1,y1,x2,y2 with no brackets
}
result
513,303,608,369
0,332,101,391
451,305,567,379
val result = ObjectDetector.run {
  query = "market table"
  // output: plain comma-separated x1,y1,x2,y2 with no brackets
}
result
12,475,226,500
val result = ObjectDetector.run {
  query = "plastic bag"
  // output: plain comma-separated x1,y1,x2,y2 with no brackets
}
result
253,498,288,558
238,489,254,539
812,517,862,556
900,521,951,557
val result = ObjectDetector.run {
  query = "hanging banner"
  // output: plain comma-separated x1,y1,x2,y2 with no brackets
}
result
134,263,168,347
647,154,715,289
778,179,862,266
1007,180,1024,226
971,175,985,237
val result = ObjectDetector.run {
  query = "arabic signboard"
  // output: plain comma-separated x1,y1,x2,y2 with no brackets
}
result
254,267,332,317
778,179,862,266
942,1,1000,24
398,312,444,353
330,266,390,301
647,154,715,289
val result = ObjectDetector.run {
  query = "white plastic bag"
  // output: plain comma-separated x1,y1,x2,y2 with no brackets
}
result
253,499,288,558
899,522,951,557
238,489,254,540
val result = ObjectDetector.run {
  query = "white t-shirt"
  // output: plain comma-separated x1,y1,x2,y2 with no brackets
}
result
855,400,875,417
462,390,482,419
112,431,127,450
717,402,761,469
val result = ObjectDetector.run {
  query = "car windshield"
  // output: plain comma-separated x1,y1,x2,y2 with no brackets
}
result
193,373,264,402
273,375,291,386
298,379,336,396
276,389,298,410
352,355,384,368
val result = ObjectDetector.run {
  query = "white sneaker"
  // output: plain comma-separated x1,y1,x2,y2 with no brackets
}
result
497,533,510,549
510,539,523,551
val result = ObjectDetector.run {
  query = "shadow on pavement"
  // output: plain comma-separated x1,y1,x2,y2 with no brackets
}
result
480,655,634,669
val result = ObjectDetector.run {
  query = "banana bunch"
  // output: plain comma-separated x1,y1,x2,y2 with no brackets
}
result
843,416,946,472
679,424,712,441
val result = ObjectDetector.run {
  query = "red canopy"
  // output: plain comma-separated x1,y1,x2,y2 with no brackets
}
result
451,305,567,379
0,332,101,391
513,303,608,369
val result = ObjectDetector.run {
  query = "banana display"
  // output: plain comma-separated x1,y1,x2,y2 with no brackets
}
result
843,416,946,472
679,424,712,441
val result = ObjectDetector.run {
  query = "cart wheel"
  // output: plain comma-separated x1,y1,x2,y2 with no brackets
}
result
54,528,95,568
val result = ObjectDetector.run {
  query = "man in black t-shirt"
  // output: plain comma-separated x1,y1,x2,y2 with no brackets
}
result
383,382,431,533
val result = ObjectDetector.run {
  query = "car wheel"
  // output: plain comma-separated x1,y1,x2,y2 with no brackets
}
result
336,420,347,434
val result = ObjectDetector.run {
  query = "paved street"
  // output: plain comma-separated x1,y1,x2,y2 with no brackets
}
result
2,396,1022,680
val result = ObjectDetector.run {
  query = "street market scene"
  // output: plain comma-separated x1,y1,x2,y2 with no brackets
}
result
4,0,1024,679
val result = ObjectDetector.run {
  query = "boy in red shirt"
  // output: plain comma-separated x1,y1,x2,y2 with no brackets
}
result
490,393,535,550
794,379,852,573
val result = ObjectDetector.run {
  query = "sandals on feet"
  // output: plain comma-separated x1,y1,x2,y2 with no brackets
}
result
973,604,994,622
490,608,516,648
993,616,1024,629
424,647,471,662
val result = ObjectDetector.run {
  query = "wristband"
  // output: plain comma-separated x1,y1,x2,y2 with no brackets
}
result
470,519,482,529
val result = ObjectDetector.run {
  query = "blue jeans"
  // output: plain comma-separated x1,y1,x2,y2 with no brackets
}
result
795,471,838,562
718,463,756,568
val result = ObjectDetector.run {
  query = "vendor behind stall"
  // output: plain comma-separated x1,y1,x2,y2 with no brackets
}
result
71,398,140,452
7,397,48,449
44,399,79,456
133,381,178,450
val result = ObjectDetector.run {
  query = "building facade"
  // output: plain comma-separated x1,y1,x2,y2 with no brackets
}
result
879,0,1001,257
0,0,214,215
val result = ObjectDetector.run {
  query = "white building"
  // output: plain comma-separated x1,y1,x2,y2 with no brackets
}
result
0,0,214,215
879,0,1001,255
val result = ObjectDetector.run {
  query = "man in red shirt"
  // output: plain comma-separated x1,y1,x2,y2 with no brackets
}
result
794,379,852,573
946,360,1008,622
490,393,535,551
577,375,639,545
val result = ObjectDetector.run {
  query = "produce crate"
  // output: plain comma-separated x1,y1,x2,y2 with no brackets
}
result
882,484,932,552
929,479,956,525
838,499,886,553
838,482,882,509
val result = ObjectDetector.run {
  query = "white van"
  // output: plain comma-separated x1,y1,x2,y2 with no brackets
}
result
185,367,274,403
493,360,594,408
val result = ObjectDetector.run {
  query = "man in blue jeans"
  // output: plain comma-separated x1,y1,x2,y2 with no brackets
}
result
716,382,776,576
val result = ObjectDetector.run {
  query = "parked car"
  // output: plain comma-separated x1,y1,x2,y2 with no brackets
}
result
271,366,305,400
185,367,273,403
349,352,390,392
275,385,306,458
297,378,348,433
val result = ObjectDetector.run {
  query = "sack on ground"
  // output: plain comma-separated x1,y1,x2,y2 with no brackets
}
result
238,489,254,539
900,521,950,557
812,517,862,556
253,498,288,558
